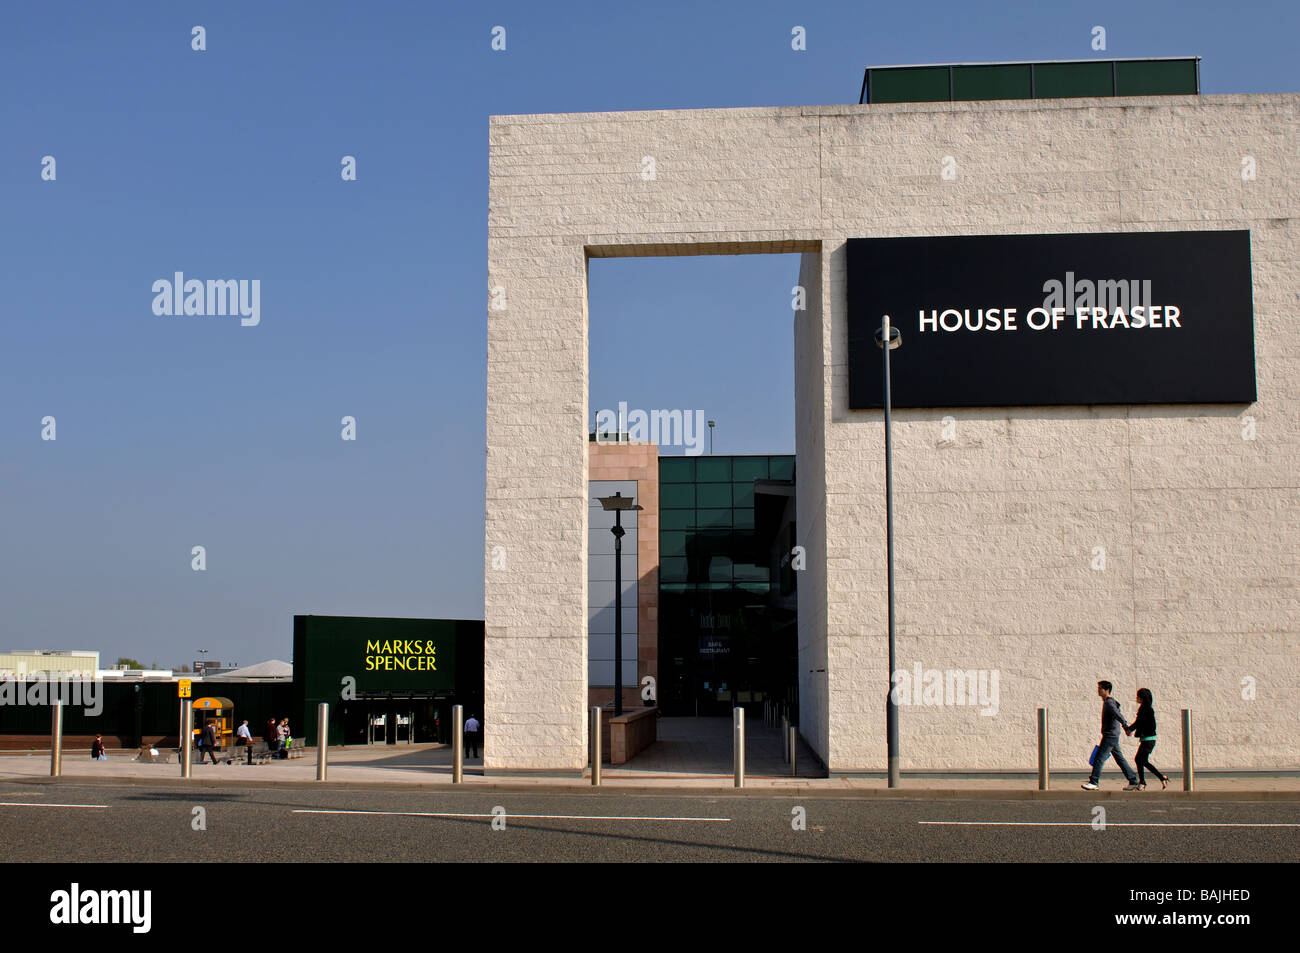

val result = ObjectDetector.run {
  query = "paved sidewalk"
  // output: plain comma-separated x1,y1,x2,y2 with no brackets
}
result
4,741,1299,796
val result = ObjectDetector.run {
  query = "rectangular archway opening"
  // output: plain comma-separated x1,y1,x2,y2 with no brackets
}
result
584,245,822,776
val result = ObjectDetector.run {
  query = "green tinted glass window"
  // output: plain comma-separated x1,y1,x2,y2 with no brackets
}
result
708,556,733,583
871,66,949,103
659,557,688,583
1116,60,1197,96
769,456,795,480
732,482,754,507
732,508,754,529
698,484,732,508
732,457,769,482
1035,61,1113,98
659,457,695,483
660,484,694,509
953,64,1031,101
661,532,687,557
733,561,768,582
660,509,695,531
696,457,731,482
698,508,732,529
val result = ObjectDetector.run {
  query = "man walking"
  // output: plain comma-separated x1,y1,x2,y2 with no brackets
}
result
236,719,254,765
464,713,480,759
1082,681,1140,791
201,720,220,765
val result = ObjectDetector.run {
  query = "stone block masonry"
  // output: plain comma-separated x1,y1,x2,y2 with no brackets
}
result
488,95,1298,771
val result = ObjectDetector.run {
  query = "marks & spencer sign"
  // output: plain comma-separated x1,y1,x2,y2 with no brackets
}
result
847,230,1255,408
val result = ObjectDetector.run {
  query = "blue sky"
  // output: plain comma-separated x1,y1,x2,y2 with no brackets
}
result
1,1,1295,667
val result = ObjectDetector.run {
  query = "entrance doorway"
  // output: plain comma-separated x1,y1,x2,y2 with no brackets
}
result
340,697,451,746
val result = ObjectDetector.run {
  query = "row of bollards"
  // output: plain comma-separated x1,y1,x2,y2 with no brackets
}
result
1036,707,1196,791
46,701,1194,788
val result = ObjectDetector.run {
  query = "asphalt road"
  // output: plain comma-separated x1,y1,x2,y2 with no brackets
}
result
3,779,1297,863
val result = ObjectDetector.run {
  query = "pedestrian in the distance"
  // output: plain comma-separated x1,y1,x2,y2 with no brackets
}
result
201,720,220,765
91,734,106,760
1126,688,1169,791
1082,680,1140,791
277,718,289,758
265,717,280,759
464,713,480,759
236,719,254,765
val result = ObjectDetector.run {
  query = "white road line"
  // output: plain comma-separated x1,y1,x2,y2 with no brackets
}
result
293,809,730,822
0,801,108,809
920,821,1300,828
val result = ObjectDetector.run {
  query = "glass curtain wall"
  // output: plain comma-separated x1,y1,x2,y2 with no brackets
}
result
658,455,796,717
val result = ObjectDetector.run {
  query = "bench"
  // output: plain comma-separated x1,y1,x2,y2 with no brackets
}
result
195,741,274,765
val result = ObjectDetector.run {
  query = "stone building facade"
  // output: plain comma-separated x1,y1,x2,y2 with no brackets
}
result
486,94,1298,773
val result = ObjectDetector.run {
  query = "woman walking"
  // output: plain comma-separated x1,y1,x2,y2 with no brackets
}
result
1127,688,1169,790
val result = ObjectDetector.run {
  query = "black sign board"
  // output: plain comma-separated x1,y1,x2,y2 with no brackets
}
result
847,230,1255,408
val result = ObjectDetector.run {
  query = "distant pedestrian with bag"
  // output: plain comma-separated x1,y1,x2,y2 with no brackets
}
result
1082,680,1140,791
201,720,220,764
91,734,106,760
1125,688,1169,791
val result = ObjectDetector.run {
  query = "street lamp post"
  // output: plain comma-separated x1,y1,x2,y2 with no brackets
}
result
707,420,715,455
596,491,642,717
875,314,902,789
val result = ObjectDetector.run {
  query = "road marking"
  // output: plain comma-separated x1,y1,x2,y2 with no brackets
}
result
293,809,731,822
920,821,1300,828
0,801,108,809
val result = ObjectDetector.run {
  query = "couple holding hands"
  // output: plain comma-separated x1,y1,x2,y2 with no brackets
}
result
1081,680,1170,791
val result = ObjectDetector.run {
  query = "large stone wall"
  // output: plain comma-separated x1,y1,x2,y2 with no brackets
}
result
487,95,1298,771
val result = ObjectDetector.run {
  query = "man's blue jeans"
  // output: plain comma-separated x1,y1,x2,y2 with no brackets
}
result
1089,736,1137,785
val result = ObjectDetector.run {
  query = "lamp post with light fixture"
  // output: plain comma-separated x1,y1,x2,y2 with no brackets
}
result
596,491,642,716
875,314,901,788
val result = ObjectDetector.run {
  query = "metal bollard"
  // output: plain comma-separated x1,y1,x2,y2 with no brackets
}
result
50,700,63,777
180,701,192,778
1037,707,1050,791
591,706,602,786
781,715,789,763
733,707,745,788
1181,709,1194,792
316,703,329,781
789,724,797,778
452,704,463,783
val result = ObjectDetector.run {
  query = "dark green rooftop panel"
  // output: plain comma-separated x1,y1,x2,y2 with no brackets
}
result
860,57,1200,105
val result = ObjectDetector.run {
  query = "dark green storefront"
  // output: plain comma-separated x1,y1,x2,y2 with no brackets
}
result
293,615,484,746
